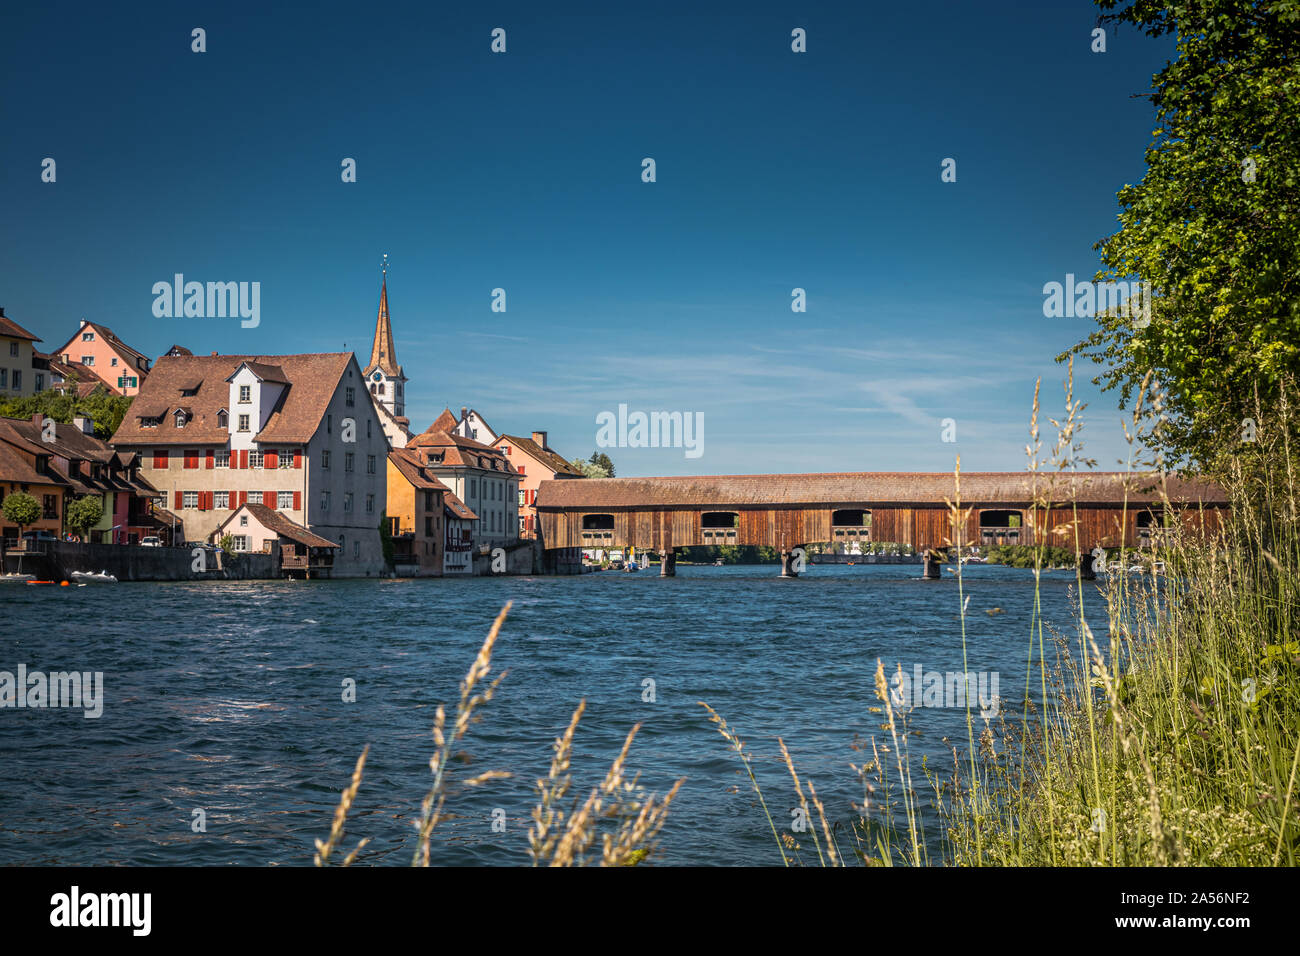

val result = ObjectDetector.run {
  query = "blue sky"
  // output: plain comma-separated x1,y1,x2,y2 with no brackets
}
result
1,1,1173,476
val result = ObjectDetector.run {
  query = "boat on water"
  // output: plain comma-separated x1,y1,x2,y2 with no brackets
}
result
71,570,118,583
1,573,36,582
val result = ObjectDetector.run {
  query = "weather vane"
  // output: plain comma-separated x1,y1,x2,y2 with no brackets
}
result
381,253,389,277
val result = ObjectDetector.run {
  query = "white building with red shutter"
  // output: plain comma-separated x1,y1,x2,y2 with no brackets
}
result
110,351,388,576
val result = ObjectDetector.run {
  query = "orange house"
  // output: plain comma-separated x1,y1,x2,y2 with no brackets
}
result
52,319,152,395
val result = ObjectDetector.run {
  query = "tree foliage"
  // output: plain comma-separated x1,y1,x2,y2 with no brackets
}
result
1064,0,1300,470
0,382,133,439
2,492,41,530
65,495,105,538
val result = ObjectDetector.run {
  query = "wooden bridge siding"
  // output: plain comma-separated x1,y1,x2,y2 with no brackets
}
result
538,504,1229,552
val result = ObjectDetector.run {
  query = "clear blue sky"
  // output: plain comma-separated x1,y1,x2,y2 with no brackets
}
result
1,1,1172,476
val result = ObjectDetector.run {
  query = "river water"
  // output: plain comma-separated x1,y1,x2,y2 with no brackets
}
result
0,564,1091,866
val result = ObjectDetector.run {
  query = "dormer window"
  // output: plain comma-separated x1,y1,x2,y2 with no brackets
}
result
239,385,251,403
140,416,161,428
181,387,198,397
174,409,189,428
217,409,228,428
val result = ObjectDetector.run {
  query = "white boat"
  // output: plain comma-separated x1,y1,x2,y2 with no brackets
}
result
71,570,118,583
0,573,36,582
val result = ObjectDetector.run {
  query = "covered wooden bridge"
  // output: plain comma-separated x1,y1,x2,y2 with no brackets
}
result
535,471,1228,575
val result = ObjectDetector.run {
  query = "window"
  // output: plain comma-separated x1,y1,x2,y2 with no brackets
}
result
174,409,188,428
43,495,58,519
81,356,94,366
327,414,332,434
232,535,249,552
246,492,261,508
11,370,19,390
321,449,330,470
0,370,6,388
214,449,230,468
183,449,199,469
239,515,248,527
345,387,355,406
239,384,251,403
238,414,250,432
354,541,360,558
117,376,138,389
279,450,293,469
152,449,168,469
345,452,354,472
217,410,228,427
249,450,263,468
367,420,372,438
470,479,477,498
425,515,434,536
82,332,94,342
278,491,294,509
8,342,17,356
365,494,374,514
34,374,44,391
343,492,353,513
183,491,199,509
111,357,118,366
519,490,526,507
366,455,375,474
215,491,230,509
320,491,330,511
424,491,434,510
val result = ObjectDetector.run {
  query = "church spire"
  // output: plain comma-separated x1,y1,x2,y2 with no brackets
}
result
364,254,403,379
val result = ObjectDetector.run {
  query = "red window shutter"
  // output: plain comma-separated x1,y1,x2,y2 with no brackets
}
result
293,491,301,511
205,449,214,469
240,449,249,469
199,492,208,511
263,491,275,508
153,449,168,469
293,449,302,469
518,465,525,474
174,490,182,509
239,491,247,506
231,489,238,508
266,450,278,469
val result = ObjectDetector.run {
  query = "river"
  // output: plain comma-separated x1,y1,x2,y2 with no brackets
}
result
0,564,1091,865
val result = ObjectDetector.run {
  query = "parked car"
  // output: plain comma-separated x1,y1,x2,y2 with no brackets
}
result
140,536,162,547
21,530,58,542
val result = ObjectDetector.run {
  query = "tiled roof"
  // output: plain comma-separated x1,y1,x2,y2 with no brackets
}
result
223,503,340,549
388,448,445,490
54,321,149,371
234,361,290,385
535,472,1228,509
110,352,354,446
443,488,477,521
0,312,41,342
498,434,582,477
363,277,403,379
409,413,516,474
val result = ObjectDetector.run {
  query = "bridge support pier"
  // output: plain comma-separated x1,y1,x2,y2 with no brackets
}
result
780,549,800,578
1079,550,1096,580
660,549,676,577
923,550,942,579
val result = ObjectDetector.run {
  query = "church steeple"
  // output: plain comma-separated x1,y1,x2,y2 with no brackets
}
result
362,254,407,419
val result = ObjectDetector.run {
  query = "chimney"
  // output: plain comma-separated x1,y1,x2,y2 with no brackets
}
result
74,414,94,435
461,405,468,421
79,318,87,328
31,413,44,427
532,431,548,449
0,307,5,317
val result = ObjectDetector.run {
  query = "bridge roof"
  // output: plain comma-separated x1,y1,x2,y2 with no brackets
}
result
535,472,1227,509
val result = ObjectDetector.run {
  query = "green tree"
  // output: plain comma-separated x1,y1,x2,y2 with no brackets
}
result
1063,0,1300,471
378,512,395,568
0,382,133,440
571,457,611,479
588,452,616,477
218,534,235,557
65,494,105,540
2,492,41,535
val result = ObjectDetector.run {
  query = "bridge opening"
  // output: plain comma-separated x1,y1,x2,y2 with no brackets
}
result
1136,507,1167,546
581,513,615,544
701,511,738,544
830,509,872,542
979,509,1023,545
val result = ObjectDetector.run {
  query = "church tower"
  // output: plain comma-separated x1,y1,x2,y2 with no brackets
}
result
363,255,408,420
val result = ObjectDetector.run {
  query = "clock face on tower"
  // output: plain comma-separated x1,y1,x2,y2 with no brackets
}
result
372,371,383,383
